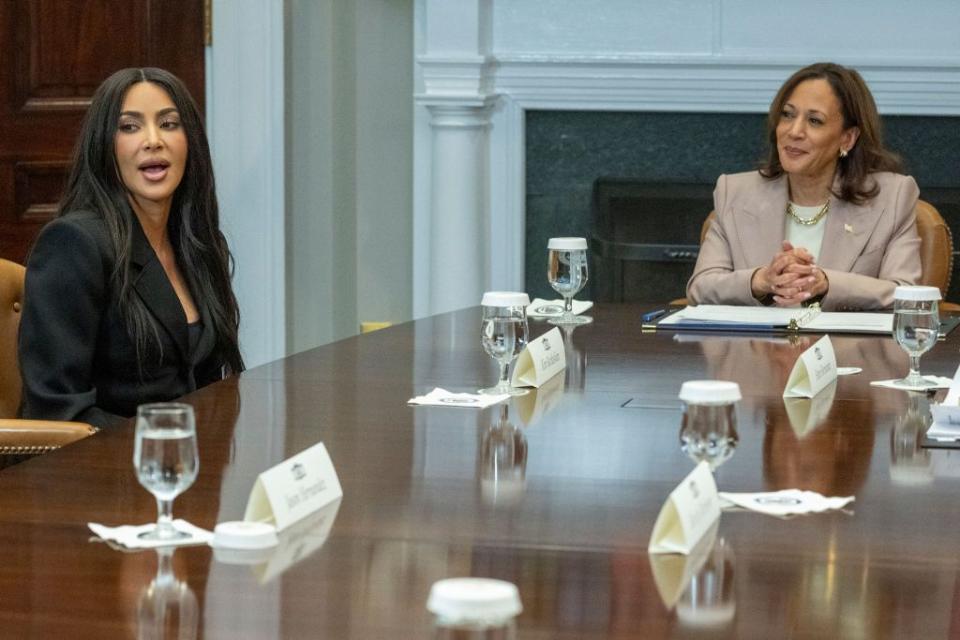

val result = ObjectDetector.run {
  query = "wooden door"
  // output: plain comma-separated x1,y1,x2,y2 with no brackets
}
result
0,0,206,264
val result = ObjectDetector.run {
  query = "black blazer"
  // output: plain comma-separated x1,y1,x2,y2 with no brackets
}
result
18,211,223,428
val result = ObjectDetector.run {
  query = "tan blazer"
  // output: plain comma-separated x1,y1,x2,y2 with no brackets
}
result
686,171,921,311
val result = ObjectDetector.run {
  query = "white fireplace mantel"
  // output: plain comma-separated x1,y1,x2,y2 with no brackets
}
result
413,0,960,317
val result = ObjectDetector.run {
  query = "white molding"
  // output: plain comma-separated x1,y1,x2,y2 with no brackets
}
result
492,57,960,115
206,0,285,368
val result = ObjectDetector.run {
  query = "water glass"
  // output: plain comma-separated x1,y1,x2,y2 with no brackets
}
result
892,285,941,389
133,403,199,541
547,237,592,326
479,292,530,396
679,380,740,471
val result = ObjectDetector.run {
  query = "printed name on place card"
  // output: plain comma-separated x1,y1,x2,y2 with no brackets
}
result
244,442,343,532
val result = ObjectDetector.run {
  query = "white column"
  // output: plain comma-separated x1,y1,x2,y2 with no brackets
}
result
424,103,491,314
413,0,494,317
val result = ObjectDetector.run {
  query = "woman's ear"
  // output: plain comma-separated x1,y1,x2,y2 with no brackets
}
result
841,126,861,154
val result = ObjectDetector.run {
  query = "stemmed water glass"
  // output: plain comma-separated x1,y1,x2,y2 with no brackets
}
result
678,380,740,471
133,403,199,541
479,291,530,396
892,286,941,389
547,237,592,325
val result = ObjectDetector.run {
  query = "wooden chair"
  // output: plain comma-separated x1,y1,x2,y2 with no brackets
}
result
675,200,958,309
0,259,96,466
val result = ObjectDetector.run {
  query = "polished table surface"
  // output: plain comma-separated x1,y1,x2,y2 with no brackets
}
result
2,304,960,638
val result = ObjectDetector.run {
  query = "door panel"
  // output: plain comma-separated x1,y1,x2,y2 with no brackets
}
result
0,0,205,263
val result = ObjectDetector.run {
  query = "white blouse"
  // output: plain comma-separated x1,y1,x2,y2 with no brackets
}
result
784,202,828,262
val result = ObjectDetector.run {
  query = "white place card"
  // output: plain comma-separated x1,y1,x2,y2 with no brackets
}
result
511,327,565,388
649,461,721,555
244,442,343,532
929,364,960,439
783,335,837,398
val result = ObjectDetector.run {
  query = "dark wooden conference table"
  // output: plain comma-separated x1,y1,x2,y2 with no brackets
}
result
1,303,960,638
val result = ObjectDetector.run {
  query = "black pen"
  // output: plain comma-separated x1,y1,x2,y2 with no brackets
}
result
642,308,667,323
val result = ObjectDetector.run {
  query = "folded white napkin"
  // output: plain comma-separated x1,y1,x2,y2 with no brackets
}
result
526,299,593,318
870,376,953,391
719,490,854,517
407,387,509,408
89,520,213,550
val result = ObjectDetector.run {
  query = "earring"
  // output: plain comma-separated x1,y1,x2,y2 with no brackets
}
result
839,149,848,158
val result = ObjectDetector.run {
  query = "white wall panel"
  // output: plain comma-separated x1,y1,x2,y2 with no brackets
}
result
720,1,960,60
493,0,715,55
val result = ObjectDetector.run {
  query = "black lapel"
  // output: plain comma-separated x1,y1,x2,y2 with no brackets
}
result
191,303,217,366
129,217,189,363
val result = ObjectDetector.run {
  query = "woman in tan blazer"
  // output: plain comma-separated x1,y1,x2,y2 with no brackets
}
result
687,62,920,311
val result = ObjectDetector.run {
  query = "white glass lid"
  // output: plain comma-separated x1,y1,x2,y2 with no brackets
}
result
679,380,742,404
427,577,522,621
547,237,587,250
481,291,530,307
894,285,941,301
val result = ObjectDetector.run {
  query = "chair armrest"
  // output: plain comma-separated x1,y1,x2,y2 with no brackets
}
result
0,420,97,454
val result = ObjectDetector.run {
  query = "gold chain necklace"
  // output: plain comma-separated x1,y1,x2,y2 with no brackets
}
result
785,200,830,226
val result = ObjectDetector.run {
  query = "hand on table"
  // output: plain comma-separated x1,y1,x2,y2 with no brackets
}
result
751,242,829,306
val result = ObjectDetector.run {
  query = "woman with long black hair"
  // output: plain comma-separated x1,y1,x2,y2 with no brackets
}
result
18,67,244,427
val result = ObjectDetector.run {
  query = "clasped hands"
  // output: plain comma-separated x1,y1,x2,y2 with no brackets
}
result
751,241,828,306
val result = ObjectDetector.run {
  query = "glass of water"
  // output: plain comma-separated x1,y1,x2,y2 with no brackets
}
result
892,286,941,389
479,291,530,396
678,380,741,471
547,237,592,326
133,403,199,541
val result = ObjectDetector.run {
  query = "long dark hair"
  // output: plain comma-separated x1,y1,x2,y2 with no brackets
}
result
759,62,903,204
59,67,244,375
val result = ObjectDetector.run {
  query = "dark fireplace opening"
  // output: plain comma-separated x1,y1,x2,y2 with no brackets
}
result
589,179,713,302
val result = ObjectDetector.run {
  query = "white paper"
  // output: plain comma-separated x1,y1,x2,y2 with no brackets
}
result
660,305,893,334
804,312,893,332
661,305,802,326
408,387,509,408
783,335,837,398
719,490,853,517
511,327,566,388
928,365,960,439
244,442,343,532
526,298,593,318
89,520,213,549
649,462,721,555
